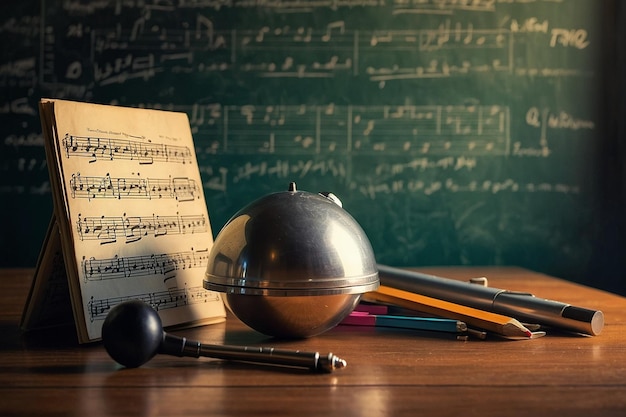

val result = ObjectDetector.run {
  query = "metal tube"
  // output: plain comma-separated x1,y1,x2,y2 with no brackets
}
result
377,264,604,336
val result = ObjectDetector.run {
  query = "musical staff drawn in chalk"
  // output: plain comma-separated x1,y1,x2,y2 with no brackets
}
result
69,173,199,201
85,19,514,83
87,285,220,322
391,0,497,15
81,248,209,282
63,134,193,164
41,0,595,88
76,213,208,244
210,104,509,156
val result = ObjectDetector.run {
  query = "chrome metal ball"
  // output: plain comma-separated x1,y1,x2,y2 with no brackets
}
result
203,182,379,338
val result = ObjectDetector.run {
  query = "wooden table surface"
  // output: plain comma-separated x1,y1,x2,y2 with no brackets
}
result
1,267,625,417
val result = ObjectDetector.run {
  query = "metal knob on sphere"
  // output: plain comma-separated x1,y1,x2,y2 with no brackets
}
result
203,182,379,338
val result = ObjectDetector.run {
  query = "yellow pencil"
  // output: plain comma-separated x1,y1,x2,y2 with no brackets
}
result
362,285,533,338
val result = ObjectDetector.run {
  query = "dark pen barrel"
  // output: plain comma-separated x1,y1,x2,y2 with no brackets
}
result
161,333,346,372
198,344,346,372
377,264,503,311
492,292,604,336
376,264,604,336
200,344,317,368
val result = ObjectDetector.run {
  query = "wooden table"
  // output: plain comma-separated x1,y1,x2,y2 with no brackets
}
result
1,267,625,416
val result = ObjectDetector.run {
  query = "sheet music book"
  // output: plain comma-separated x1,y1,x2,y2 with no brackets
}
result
21,99,226,343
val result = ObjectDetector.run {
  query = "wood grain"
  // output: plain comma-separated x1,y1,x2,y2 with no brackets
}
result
1,267,626,417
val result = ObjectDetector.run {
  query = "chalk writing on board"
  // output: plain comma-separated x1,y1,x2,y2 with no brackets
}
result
0,0,605,290
356,178,581,200
187,104,511,156
41,11,594,88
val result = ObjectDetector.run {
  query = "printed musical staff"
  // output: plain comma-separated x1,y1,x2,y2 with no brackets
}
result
87,285,220,322
76,213,208,244
33,98,225,342
81,248,210,281
69,173,199,201
63,134,193,164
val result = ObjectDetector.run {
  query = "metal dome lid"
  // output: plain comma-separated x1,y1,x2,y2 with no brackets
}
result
203,182,379,296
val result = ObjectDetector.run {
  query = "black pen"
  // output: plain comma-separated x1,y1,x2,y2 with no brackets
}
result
377,264,604,336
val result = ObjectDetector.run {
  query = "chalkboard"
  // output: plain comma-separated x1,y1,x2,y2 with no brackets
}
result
1,0,624,294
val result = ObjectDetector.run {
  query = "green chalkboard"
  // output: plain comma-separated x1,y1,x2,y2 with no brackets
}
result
1,0,624,294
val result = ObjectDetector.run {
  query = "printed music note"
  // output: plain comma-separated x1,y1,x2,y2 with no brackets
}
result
37,99,225,342
87,285,220,322
81,248,210,282
63,134,192,164
77,213,207,244
69,174,198,201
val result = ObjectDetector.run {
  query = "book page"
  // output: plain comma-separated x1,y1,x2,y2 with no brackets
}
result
44,99,225,342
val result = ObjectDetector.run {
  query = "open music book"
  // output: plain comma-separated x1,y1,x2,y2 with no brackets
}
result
21,99,226,343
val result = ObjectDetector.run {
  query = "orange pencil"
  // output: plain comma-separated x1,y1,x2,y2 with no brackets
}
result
362,285,533,338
